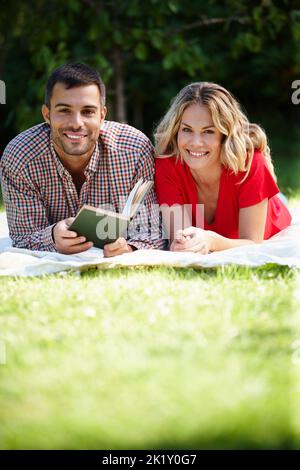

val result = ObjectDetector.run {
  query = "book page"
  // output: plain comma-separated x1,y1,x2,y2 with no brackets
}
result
121,178,144,218
129,181,153,219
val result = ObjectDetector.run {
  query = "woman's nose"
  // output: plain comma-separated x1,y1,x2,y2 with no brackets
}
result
190,133,205,146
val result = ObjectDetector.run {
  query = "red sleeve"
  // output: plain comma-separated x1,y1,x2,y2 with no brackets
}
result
154,156,185,206
238,150,279,208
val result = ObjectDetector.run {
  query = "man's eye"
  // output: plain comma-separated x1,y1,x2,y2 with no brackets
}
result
59,109,70,113
83,110,95,116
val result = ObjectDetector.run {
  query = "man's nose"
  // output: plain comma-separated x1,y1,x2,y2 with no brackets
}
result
69,112,84,128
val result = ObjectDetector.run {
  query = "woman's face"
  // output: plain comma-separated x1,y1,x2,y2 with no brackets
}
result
177,103,223,172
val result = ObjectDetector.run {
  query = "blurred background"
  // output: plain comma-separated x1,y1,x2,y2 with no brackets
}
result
0,0,300,193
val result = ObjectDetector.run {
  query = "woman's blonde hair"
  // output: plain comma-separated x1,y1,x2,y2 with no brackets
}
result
154,82,276,180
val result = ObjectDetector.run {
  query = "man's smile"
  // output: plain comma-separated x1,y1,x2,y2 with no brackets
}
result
63,131,88,142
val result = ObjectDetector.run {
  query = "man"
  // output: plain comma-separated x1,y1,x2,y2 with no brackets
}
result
0,63,165,256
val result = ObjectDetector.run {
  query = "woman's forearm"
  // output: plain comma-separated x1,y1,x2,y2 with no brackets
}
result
207,230,257,252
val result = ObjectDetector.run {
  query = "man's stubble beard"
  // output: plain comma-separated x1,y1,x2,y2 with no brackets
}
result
52,129,95,157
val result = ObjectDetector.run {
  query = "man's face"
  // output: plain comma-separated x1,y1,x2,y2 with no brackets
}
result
42,83,106,158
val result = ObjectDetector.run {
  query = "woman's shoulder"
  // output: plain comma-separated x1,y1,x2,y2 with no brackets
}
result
155,155,184,171
234,149,266,178
155,154,179,165
155,155,187,186
223,149,269,188
251,149,266,165
245,149,272,180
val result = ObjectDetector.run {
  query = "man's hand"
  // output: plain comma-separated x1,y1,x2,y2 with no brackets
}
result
170,227,213,254
103,237,134,258
53,218,93,254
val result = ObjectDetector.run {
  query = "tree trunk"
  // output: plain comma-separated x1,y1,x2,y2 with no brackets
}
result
133,94,143,131
113,46,127,123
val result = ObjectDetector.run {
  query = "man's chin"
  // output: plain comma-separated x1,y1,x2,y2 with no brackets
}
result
64,149,89,156
62,144,93,157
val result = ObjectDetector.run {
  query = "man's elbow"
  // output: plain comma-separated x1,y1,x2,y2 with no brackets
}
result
11,237,33,250
11,236,49,252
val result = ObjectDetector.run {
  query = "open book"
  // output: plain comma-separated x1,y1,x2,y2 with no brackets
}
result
69,179,153,249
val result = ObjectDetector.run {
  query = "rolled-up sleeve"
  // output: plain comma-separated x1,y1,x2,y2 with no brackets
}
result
0,164,57,251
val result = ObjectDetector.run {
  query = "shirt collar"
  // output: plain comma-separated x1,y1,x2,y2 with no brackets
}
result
85,141,100,174
50,140,69,179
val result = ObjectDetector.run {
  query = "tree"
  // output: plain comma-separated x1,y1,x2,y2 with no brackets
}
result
1,0,300,152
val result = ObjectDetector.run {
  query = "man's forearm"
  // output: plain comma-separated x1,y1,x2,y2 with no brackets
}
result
10,224,57,252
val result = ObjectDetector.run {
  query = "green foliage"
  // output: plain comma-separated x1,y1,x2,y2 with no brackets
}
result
0,0,300,164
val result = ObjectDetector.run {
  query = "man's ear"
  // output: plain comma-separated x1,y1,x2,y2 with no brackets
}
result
42,104,50,124
100,106,107,123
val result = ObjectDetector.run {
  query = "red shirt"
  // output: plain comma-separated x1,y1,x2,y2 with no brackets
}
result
155,150,292,239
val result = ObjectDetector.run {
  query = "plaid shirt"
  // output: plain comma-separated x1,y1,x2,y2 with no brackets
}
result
0,121,165,251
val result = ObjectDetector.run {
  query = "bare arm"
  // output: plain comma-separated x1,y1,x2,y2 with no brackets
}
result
208,198,268,251
171,198,269,253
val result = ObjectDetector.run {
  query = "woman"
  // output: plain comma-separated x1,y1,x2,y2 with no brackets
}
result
154,82,291,253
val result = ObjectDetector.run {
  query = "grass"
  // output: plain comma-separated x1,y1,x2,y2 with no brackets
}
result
0,157,299,449
0,265,300,449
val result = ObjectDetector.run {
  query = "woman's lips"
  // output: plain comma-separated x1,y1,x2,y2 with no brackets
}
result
188,150,209,157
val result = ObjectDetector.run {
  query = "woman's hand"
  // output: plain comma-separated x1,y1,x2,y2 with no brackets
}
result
170,227,214,254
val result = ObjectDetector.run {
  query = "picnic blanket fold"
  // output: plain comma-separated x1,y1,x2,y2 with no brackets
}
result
0,210,299,276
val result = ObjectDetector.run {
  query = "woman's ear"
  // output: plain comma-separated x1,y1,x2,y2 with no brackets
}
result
41,104,50,124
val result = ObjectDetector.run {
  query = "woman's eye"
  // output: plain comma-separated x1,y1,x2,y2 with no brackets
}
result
204,129,214,134
182,127,191,132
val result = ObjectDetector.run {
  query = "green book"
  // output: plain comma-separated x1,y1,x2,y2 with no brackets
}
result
69,179,153,249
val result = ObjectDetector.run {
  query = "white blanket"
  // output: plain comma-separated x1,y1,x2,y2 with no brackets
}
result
0,210,300,276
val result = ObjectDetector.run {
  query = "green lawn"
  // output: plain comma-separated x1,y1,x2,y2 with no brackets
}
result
0,163,299,449
0,265,299,450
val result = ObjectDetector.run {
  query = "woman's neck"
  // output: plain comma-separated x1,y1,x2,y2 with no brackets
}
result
190,162,222,188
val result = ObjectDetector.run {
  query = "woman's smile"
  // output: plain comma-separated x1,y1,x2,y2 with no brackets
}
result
177,103,222,172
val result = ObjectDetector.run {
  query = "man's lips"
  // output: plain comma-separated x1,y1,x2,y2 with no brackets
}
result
63,131,88,141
